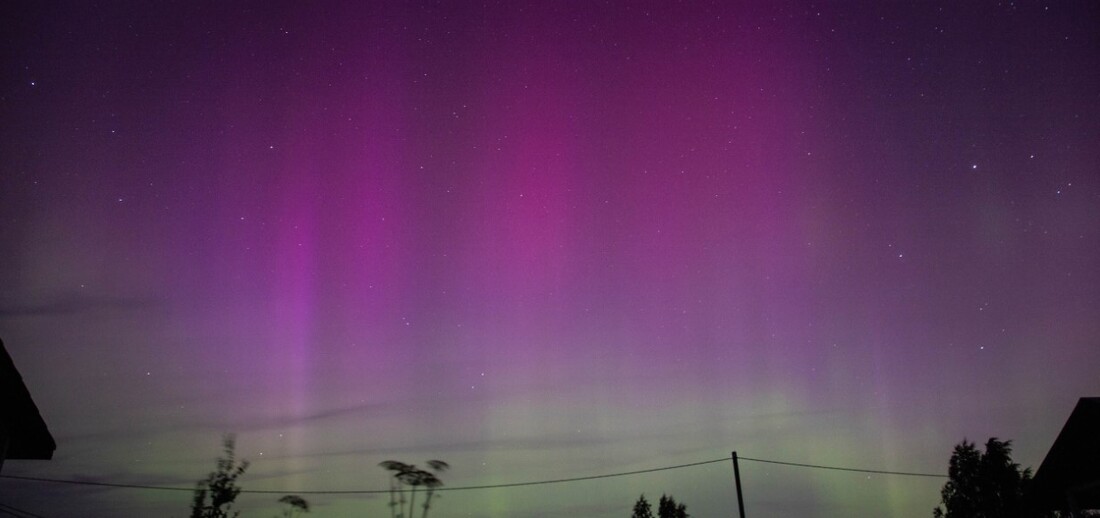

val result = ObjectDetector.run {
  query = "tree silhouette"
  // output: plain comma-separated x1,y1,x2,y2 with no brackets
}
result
275,495,310,517
189,435,309,518
379,459,450,518
934,437,1043,518
191,435,250,518
632,494,654,518
657,494,689,518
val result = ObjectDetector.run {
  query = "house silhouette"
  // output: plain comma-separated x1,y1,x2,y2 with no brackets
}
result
1030,397,1100,514
0,338,56,472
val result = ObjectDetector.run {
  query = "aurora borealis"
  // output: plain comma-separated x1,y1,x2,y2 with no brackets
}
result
1,2,1098,516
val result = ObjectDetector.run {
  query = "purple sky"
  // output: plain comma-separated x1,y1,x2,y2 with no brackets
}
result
1,2,1098,516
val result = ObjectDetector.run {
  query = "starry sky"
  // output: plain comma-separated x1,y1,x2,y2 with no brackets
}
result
1,1,1098,517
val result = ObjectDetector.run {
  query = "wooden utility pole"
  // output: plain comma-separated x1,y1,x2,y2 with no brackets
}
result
731,451,746,518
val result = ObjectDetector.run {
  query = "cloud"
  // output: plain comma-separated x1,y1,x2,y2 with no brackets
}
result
260,432,624,463
0,293,155,318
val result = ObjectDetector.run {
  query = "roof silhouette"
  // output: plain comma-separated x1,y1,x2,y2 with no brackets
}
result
1030,397,1100,511
0,338,56,465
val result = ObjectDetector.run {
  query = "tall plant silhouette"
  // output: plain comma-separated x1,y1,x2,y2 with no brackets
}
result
379,461,411,518
417,460,449,518
379,459,450,518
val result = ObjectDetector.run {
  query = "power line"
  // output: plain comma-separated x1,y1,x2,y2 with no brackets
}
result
430,457,731,493
737,456,948,478
0,474,196,493
0,502,47,518
0,454,945,495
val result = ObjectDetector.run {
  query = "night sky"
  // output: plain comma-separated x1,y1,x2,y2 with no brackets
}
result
2,2,1098,517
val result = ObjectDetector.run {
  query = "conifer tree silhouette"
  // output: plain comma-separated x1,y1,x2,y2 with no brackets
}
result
933,437,1042,518
632,494,654,518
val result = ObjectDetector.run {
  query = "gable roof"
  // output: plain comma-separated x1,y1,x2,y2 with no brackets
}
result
1030,397,1100,511
0,338,56,460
